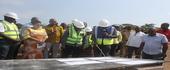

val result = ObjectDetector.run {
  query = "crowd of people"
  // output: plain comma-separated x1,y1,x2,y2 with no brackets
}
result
0,12,170,67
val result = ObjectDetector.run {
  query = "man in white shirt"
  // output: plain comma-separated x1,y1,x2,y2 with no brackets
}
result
126,26,145,58
140,28,168,60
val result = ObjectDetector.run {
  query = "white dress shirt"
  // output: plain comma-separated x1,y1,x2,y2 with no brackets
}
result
126,31,145,47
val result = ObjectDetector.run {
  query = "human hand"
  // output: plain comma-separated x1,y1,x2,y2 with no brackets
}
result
163,53,167,59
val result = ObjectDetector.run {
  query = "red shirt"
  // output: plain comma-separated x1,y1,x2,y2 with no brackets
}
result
157,29,170,42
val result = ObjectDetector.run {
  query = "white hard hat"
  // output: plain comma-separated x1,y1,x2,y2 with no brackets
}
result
85,27,92,32
98,19,110,27
72,19,79,23
4,12,19,19
72,19,85,29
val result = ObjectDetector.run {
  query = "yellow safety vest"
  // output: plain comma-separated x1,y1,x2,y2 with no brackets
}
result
84,35,93,48
66,24,84,45
0,20,20,40
112,31,122,44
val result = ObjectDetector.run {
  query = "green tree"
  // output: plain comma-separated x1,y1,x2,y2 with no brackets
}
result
141,23,155,33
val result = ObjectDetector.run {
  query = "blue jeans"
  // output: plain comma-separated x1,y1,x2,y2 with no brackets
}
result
0,42,10,59
44,43,60,58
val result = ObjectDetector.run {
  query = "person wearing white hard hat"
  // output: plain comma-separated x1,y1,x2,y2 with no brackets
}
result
85,27,92,32
93,19,117,57
61,19,85,58
0,12,20,59
81,27,94,57
98,19,110,27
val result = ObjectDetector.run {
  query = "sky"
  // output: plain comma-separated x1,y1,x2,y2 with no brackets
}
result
0,0,170,27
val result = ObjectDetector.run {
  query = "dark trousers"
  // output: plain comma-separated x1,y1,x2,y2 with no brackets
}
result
0,43,10,59
127,46,140,58
7,42,20,59
61,44,82,58
142,52,163,60
94,45,111,57
116,42,123,53
110,44,118,56
81,46,93,57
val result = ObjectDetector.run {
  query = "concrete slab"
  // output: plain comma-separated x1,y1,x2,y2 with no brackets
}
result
0,57,163,70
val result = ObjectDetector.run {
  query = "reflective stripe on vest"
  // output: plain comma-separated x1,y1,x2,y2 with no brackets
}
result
66,24,83,45
97,38,113,45
88,35,92,45
0,20,19,40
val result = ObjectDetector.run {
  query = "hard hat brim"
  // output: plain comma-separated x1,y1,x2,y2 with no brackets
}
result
75,25,85,29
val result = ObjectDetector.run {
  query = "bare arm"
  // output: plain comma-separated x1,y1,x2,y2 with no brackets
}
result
162,43,168,56
139,42,145,52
